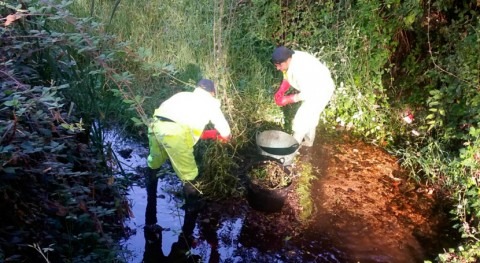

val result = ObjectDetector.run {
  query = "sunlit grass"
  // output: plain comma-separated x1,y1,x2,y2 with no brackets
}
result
69,0,285,132
295,162,316,224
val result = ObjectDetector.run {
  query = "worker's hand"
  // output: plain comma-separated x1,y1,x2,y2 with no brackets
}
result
218,134,231,143
201,130,231,143
274,80,290,104
200,129,219,140
276,94,298,107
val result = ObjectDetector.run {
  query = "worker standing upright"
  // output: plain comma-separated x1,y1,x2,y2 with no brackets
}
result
271,46,335,147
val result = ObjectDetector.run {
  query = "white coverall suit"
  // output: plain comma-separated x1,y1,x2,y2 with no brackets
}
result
285,50,335,146
147,88,231,181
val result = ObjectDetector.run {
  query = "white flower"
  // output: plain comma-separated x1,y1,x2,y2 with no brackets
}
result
352,110,363,120
336,117,345,127
346,122,354,130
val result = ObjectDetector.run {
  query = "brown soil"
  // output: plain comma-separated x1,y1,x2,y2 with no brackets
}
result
231,131,456,262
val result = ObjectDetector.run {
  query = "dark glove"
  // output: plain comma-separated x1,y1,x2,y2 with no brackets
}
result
276,94,298,107
274,80,290,105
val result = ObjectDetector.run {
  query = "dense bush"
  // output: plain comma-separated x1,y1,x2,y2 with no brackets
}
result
0,1,133,261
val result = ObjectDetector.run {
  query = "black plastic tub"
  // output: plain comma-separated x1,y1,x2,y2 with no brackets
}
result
246,160,293,213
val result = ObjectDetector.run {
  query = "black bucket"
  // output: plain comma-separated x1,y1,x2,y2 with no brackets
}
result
246,160,292,213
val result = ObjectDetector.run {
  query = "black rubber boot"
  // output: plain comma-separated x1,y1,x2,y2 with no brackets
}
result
145,168,159,226
183,181,205,212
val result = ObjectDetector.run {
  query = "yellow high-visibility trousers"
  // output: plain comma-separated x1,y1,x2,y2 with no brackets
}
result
147,120,198,181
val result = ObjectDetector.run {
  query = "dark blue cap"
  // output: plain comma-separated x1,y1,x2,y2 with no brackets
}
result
272,46,294,64
197,79,216,94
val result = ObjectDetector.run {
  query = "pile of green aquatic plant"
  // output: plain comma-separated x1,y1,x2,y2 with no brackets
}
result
248,160,292,189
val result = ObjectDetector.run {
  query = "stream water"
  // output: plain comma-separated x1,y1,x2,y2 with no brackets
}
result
107,130,257,262
106,129,457,263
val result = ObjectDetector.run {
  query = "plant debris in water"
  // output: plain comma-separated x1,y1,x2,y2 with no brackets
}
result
249,160,292,189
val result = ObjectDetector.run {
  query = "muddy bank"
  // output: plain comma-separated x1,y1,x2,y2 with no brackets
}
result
234,131,457,262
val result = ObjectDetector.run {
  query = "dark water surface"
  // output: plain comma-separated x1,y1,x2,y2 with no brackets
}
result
107,129,456,263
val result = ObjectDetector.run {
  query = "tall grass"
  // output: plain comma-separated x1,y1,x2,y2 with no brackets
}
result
69,0,278,197
70,0,284,122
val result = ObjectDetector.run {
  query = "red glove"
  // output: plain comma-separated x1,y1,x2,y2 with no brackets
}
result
276,94,298,107
274,80,290,105
200,130,231,143
200,129,219,139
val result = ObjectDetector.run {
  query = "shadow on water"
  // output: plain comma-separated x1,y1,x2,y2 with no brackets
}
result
106,128,458,263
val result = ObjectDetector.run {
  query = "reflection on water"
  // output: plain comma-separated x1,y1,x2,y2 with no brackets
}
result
105,129,191,261
106,129,251,262
122,182,186,261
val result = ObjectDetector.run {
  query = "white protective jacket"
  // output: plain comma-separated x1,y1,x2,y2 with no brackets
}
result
285,50,335,142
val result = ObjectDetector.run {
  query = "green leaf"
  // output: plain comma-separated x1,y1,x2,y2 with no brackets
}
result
0,145,15,153
131,117,145,126
3,167,16,174
403,13,416,28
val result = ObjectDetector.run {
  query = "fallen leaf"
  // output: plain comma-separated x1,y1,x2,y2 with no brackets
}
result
5,14,22,26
